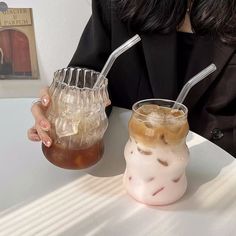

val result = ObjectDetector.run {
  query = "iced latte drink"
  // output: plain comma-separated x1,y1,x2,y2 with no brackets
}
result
124,99,189,205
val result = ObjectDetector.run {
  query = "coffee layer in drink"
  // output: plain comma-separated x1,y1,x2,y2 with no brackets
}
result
129,104,189,147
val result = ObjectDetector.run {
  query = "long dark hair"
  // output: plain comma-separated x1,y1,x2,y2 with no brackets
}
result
117,0,236,45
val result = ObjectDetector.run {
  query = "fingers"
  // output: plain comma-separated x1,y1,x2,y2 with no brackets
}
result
29,86,52,146
31,101,51,131
28,125,52,147
27,127,41,141
39,87,50,107
35,123,52,147
31,102,52,146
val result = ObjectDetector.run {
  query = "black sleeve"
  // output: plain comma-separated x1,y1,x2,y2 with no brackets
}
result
68,0,111,72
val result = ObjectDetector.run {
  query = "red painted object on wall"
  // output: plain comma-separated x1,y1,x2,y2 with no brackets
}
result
0,29,31,75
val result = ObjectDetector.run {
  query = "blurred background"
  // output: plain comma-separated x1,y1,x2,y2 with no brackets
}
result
0,0,91,97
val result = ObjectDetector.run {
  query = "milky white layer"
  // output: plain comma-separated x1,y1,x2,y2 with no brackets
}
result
123,138,189,205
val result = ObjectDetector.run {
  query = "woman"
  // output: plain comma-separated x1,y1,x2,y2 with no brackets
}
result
28,0,236,156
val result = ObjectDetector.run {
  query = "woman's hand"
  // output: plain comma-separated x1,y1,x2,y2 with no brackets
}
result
27,87,52,147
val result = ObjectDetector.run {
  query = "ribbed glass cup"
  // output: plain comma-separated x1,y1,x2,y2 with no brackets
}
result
42,67,110,169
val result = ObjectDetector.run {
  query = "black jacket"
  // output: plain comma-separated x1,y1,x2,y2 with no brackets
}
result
69,0,236,156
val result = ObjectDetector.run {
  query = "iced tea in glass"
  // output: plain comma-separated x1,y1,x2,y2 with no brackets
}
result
42,68,110,169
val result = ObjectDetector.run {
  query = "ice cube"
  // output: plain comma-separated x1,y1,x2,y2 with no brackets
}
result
139,104,160,115
146,111,163,126
55,117,79,138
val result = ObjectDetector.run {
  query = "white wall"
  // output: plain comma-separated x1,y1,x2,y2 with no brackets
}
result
0,0,91,97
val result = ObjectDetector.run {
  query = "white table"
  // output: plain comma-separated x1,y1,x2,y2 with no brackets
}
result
0,98,235,236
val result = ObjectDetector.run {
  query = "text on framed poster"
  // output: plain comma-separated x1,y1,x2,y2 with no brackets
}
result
0,8,32,27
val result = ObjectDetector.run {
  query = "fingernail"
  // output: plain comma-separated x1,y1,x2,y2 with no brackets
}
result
43,140,51,147
42,97,49,106
40,120,49,129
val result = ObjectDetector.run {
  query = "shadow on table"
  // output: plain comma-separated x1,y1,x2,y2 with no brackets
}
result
185,140,233,197
154,140,235,212
86,107,236,213
86,109,129,177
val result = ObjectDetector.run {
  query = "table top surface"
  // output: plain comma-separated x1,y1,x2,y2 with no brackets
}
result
0,98,235,236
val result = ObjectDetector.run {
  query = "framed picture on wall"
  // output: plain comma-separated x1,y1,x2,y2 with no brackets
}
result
0,8,39,80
